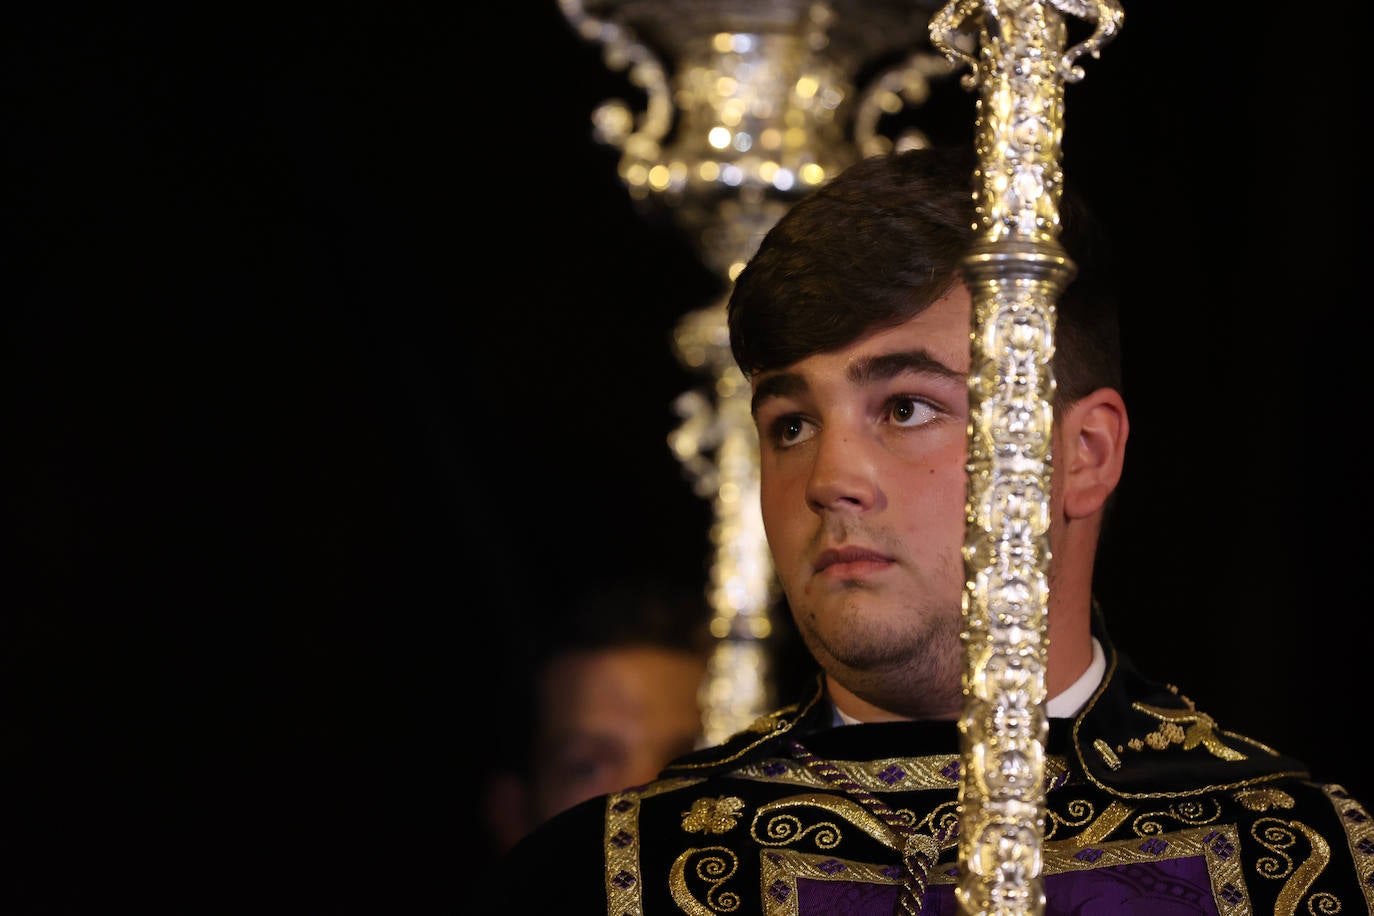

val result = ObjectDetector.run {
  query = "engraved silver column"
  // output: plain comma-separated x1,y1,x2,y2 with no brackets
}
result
558,0,957,744
928,2,1123,913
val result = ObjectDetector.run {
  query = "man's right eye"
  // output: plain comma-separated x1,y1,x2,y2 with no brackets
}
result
768,415,815,447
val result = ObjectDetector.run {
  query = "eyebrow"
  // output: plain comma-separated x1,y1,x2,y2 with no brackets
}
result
751,349,964,417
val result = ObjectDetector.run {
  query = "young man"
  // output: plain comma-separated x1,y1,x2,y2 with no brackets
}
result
494,147,1373,913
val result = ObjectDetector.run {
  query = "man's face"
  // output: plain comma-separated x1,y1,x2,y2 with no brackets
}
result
532,646,706,821
750,285,973,719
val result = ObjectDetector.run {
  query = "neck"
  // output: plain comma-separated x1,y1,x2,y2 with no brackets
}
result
1044,519,1099,701
828,597,1097,726
828,678,945,723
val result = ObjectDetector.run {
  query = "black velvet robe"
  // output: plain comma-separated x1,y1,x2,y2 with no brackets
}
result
496,617,1372,915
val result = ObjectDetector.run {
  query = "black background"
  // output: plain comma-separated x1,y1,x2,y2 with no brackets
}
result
4,3,1365,912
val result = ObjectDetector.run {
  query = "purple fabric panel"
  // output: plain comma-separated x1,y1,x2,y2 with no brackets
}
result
795,879,957,914
1044,856,1218,915
792,857,1218,915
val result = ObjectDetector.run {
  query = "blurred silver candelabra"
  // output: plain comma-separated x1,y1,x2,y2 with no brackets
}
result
558,0,958,745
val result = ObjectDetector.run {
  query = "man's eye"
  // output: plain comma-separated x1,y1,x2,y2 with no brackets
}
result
769,415,815,447
889,396,938,427
558,756,608,785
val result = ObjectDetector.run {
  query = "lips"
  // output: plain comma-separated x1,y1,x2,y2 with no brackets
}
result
814,546,893,575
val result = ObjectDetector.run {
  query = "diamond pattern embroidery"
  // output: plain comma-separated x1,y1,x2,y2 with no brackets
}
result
877,764,907,786
1139,838,1167,856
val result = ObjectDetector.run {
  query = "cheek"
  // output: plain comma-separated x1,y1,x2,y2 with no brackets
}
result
759,473,805,552
758,480,788,535
893,457,969,535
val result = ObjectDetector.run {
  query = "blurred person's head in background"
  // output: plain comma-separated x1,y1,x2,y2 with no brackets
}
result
481,578,713,852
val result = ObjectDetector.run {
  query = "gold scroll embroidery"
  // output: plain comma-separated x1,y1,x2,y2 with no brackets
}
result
1253,818,1333,916
669,847,741,915
752,792,905,851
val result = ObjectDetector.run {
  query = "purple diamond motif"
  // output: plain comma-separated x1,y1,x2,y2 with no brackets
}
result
941,761,961,781
1074,848,1103,864
878,764,908,785
1345,809,1370,824
818,859,846,875
764,761,787,777
610,830,634,848
1220,883,1243,905
765,851,783,864
768,880,792,902
611,871,637,891
1357,838,1374,855
1139,838,1167,856
611,799,634,813
1210,837,1236,860
882,865,904,879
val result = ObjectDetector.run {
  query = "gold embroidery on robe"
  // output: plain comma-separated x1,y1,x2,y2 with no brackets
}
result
1133,702,1247,761
1071,799,1132,843
1131,798,1223,837
1045,825,1251,915
1234,787,1294,812
752,792,904,851
746,706,799,736
757,826,1254,916
1252,818,1331,916
1092,738,1121,770
682,796,746,835
604,777,703,916
669,847,741,915
758,849,923,916
1322,783,1374,912
729,754,962,792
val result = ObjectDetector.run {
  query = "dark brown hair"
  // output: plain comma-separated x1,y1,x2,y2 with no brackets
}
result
727,145,1121,405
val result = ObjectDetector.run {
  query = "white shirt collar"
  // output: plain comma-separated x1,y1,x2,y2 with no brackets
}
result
1046,636,1105,718
831,637,1106,726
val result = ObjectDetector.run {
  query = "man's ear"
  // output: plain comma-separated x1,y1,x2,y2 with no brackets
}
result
1059,388,1128,519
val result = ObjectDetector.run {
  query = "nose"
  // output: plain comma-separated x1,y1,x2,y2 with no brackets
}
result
805,429,881,514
